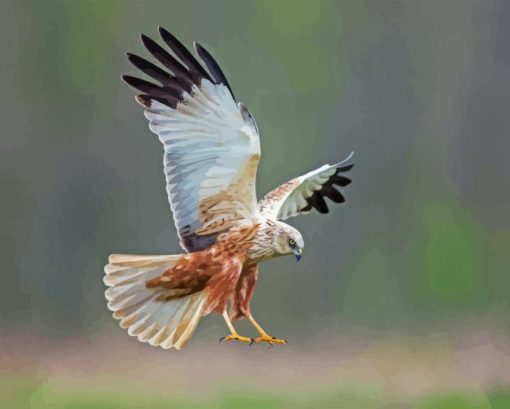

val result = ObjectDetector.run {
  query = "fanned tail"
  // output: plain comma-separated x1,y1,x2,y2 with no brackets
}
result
104,254,206,350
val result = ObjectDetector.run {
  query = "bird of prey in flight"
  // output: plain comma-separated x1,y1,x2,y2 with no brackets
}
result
104,27,354,350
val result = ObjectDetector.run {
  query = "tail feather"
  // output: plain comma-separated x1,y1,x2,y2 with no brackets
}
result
104,253,206,350
173,294,206,350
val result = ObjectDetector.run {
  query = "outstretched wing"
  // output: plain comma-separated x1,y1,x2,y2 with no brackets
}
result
123,27,261,252
259,153,354,221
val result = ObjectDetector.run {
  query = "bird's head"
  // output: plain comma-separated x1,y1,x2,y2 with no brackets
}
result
274,222,304,262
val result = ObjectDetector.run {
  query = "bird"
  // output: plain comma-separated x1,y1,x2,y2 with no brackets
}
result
103,27,354,350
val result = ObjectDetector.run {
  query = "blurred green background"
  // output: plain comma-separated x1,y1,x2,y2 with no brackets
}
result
2,1,510,408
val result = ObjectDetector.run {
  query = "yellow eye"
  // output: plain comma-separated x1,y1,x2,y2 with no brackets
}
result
289,238,296,246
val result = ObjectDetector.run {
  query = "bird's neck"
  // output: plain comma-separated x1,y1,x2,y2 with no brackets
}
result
247,220,278,262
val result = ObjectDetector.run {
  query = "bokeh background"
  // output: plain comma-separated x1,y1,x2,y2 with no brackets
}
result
2,1,510,408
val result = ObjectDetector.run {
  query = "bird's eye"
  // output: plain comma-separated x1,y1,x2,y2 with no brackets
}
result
288,238,296,247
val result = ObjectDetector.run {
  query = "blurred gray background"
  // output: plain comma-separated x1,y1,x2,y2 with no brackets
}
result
1,1,510,408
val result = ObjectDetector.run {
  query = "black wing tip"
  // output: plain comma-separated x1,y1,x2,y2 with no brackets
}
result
323,186,345,203
334,190,346,203
193,41,205,54
125,52,145,67
158,26,182,50
305,190,342,215
158,28,212,83
306,193,329,214
140,33,159,50
122,74,180,109
194,41,235,100
135,94,152,108
140,33,166,54
337,163,355,172
158,26,174,42
122,75,154,95
302,159,354,215
333,173,352,187
121,74,136,86
340,179,352,187
193,42,211,65
121,74,152,88
126,52,143,61
125,28,234,107
139,34,161,56
193,42,209,61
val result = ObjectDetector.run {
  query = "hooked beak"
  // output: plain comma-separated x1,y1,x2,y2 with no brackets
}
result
293,247,302,262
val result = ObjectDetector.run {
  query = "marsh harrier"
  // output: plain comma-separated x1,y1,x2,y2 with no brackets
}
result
104,27,354,350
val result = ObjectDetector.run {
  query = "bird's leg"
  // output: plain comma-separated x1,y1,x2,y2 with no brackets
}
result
245,311,286,345
219,309,252,344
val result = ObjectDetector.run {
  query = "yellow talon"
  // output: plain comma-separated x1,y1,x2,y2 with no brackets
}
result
219,333,252,344
251,334,287,345
220,309,285,347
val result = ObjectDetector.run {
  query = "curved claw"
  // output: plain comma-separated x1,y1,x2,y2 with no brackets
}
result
219,336,225,344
